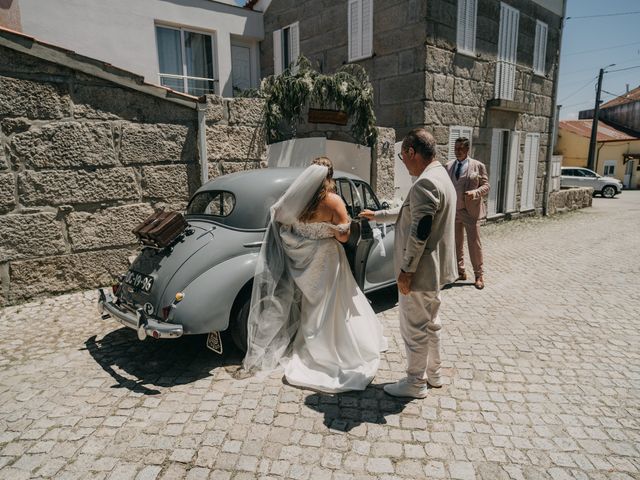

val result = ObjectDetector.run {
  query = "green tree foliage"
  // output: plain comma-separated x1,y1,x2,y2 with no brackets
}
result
257,56,377,147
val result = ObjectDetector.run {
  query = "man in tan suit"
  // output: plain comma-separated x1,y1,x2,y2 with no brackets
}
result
445,137,490,289
361,128,457,398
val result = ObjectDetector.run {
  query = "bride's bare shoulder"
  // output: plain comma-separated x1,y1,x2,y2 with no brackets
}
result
324,192,344,207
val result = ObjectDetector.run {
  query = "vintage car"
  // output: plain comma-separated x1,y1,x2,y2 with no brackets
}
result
98,167,395,353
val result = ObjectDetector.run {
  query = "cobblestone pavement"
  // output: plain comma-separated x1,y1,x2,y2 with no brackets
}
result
1,192,639,480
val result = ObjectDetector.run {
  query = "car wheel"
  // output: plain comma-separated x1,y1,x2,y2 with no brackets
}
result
230,293,250,353
602,185,616,198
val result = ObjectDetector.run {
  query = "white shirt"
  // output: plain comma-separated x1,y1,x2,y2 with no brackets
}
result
454,157,469,179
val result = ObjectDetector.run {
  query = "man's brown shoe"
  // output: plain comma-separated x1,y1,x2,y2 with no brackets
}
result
457,271,467,281
474,276,484,290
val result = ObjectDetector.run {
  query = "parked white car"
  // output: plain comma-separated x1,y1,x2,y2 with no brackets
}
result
560,167,623,198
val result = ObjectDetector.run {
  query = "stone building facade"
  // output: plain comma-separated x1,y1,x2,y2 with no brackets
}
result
258,0,565,218
0,28,265,306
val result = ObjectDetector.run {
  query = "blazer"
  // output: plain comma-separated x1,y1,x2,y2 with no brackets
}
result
379,161,457,292
446,157,490,220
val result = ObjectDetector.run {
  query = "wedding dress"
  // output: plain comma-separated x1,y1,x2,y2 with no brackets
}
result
243,165,387,393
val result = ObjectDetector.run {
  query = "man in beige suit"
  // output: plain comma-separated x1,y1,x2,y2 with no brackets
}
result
361,128,456,398
445,137,490,289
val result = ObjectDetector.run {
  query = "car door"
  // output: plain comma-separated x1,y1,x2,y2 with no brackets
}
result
335,178,375,291
353,180,396,291
561,168,580,188
579,168,601,190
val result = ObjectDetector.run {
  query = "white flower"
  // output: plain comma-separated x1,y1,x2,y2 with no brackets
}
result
339,81,349,95
302,74,314,91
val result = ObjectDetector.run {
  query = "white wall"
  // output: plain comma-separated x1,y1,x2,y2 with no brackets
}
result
17,0,263,97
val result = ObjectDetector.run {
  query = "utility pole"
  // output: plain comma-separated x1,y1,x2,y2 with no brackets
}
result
586,68,604,172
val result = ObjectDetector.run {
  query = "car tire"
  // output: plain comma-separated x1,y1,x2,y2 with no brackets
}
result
230,293,250,353
601,185,616,198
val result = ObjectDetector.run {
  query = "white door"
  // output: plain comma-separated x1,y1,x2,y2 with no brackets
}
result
231,44,252,94
521,133,539,211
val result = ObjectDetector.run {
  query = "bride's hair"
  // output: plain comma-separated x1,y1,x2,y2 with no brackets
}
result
298,157,337,222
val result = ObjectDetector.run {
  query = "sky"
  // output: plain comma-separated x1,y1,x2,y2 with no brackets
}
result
557,0,640,120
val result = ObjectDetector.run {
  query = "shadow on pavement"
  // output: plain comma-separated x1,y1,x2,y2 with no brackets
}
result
303,384,414,432
83,327,243,395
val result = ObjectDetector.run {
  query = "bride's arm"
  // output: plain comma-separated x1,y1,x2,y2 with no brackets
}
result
325,193,351,243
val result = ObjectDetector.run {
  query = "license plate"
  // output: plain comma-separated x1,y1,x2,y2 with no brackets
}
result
124,270,154,293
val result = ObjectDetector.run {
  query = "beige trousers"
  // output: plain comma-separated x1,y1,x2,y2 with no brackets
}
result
398,291,442,386
455,209,483,277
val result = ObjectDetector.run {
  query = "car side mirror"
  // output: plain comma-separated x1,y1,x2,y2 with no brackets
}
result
381,201,390,210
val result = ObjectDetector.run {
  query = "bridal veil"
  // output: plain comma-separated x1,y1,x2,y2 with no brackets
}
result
242,164,328,372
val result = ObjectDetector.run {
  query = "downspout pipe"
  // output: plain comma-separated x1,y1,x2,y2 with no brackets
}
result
543,0,567,216
197,101,209,186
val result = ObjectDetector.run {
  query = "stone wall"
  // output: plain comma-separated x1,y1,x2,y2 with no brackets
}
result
260,0,427,136
547,187,593,215
0,46,266,306
426,0,562,216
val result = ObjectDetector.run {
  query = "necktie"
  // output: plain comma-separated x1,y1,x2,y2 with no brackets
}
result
455,161,463,180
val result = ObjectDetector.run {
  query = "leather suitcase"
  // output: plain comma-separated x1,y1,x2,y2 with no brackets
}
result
133,211,187,248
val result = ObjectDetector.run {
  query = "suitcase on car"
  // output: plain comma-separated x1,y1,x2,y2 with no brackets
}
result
133,210,188,248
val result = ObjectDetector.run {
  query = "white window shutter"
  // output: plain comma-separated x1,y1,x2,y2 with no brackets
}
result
448,127,462,163
534,20,547,75
457,0,477,54
465,0,477,53
290,22,299,67
495,3,518,100
456,0,466,52
273,29,282,74
447,126,473,163
505,131,519,213
521,133,539,210
362,0,373,58
348,0,360,61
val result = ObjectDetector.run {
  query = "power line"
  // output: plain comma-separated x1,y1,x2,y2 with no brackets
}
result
563,41,640,57
566,10,640,20
607,65,640,73
558,76,597,103
561,57,640,76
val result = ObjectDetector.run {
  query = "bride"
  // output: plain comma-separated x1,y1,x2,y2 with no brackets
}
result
242,157,387,393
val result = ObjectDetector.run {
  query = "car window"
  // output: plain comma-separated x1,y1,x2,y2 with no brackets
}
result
573,169,586,177
561,169,573,176
186,191,236,217
355,181,381,210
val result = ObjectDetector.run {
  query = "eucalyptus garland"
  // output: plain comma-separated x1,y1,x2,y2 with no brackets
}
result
258,56,377,147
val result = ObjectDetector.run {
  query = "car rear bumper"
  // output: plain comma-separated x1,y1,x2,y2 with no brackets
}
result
98,288,183,340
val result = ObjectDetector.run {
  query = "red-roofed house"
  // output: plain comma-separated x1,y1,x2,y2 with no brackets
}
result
555,119,640,189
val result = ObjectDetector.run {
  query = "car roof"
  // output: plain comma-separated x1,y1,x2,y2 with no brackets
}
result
198,167,362,192
189,167,365,230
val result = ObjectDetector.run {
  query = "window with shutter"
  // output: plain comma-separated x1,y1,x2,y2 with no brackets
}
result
456,0,477,56
348,0,373,61
273,23,300,74
533,20,548,76
447,126,473,163
495,3,519,100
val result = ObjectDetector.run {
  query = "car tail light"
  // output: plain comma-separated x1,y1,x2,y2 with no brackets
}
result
162,305,172,321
